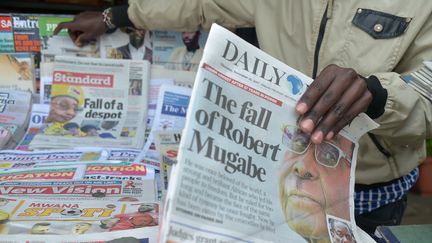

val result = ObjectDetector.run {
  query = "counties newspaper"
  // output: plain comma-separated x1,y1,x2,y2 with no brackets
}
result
30,56,149,149
160,24,378,243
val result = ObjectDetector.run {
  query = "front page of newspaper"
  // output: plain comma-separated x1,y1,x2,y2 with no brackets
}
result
0,196,159,242
137,85,191,169
29,56,149,149
0,53,35,92
160,24,378,243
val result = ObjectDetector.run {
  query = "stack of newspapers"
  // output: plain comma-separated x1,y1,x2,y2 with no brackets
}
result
401,61,432,102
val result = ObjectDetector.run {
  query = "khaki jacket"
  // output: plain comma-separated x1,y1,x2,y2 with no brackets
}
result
129,0,432,184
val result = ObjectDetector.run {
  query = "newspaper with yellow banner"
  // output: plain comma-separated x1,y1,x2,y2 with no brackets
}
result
29,56,149,149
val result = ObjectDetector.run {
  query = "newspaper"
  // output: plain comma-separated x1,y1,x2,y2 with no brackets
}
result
38,15,99,62
100,28,153,63
0,196,159,242
154,130,181,195
0,149,107,169
0,228,158,243
0,53,35,92
0,179,156,202
136,66,195,169
152,30,208,72
151,65,196,88
136,85,191,169
0,14,14,52
29,56,149,149
0,90,32,149
11,14,40,53
401,61,432,102
16,104,48,151
160,24,378,243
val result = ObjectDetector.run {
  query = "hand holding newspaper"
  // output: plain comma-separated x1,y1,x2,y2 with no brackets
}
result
160,24,378,243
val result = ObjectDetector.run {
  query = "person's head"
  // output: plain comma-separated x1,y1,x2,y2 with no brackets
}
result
64,122,80,135
72,222,92,234
126,27,146,49
130,79,141,89
101,120,119,130
81,124,99,136
47,85,84,123
330,219,355,243
130,213,155,227
0,198,8,207
138,203,155,213
31,222,50,234
181,31,201,51
100,218,119,229
279,125,353,241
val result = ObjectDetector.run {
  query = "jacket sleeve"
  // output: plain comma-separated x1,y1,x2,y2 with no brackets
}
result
127,0,256,31
370,12,432,144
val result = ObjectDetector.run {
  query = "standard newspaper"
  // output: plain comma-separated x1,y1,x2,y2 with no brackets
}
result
29,56,149,149
160,24,378,243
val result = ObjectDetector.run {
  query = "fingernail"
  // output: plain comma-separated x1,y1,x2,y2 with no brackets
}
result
312,131,323,144
300,119,314,133
296,103,308,114
326,131,334,140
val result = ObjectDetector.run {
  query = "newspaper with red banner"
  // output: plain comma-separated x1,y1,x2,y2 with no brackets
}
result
0,14,14,52
29,56,149,149
0,196,159,242
160,24,378,243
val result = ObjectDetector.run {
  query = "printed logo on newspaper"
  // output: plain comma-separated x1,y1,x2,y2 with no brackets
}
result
0,16,12,31
53,71,114,88
12,16,38,29
0,93,15,113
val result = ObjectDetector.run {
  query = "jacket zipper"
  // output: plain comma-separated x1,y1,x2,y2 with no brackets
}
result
312,1,393,160
312,5,329,79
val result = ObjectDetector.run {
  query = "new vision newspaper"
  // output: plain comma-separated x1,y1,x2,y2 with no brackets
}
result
160,24,378,243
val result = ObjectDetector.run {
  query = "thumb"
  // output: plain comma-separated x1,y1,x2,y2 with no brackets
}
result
75,32,94,47
53,22,73,35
